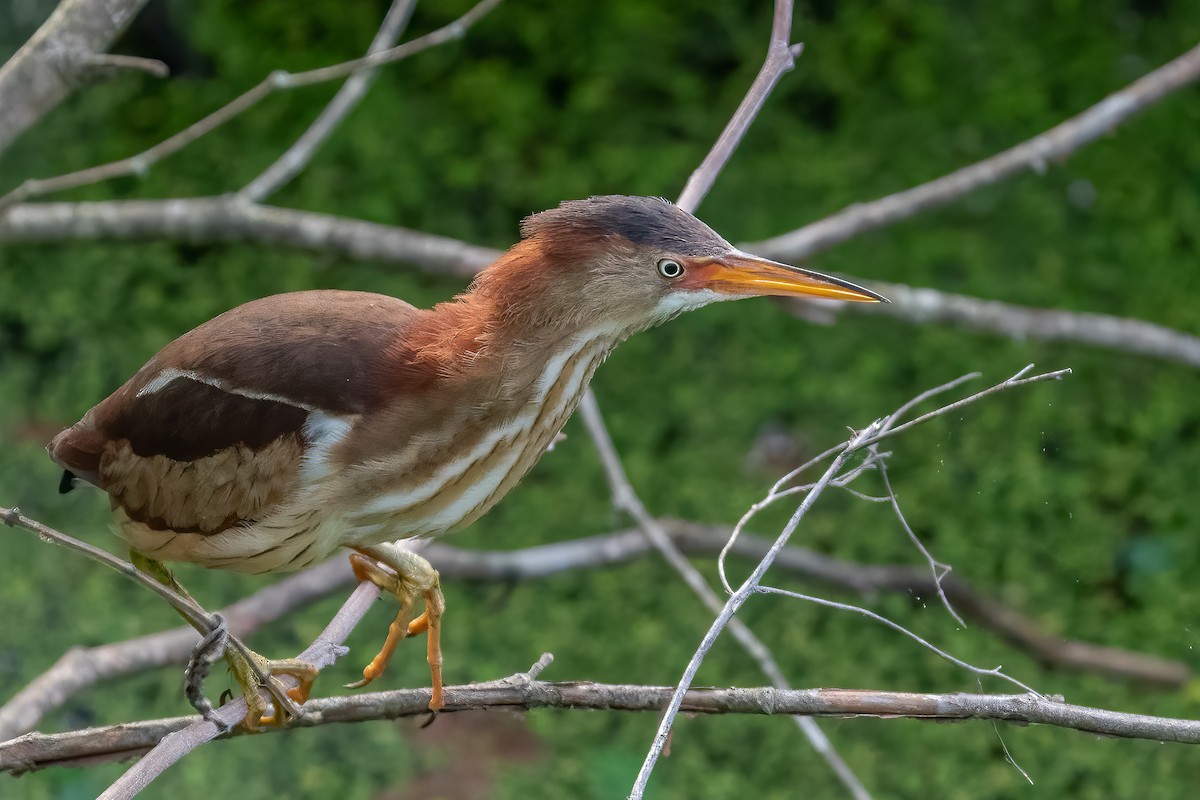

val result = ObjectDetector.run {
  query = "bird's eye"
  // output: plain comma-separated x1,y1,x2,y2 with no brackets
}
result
656,259,684,279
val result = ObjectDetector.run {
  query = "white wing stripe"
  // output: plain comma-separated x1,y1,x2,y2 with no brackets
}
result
136,367,319,411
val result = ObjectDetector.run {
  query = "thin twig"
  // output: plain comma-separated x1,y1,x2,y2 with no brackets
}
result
239,0,418,201
73,53,169,79
674,4,804,211
634,367,1067,795
756,585,1037,693
579,395,871,800
743,41,1200,261
2,508,210,634
0,0,504,213
876,458,964,627
631,425,875,797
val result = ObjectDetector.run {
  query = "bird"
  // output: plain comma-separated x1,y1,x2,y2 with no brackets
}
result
48,195,885,727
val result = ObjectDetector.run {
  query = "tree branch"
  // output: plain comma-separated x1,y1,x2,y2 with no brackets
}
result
0,197,494,278
1,520,1182,742
674,3,804,211
0,0,504,212
0,0,157,154
238,0,417,202
742,40,1200,261
7,195,1200,371
4,682,1199,775
99,581,379,800
785,282,1200,368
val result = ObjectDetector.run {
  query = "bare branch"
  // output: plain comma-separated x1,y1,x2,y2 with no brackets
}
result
783,282,1200,369
0,0,504,212
0,198,495,278
5,682,1200,775
743,41,1200,261
674,4,804,211
2,519,1183,742
0,558,352,741
634,367,1068,794
1,508,212,635
239,0,418,202
580,394,871,800
0,0,155,154
1,508,312,724
8,196,1200,374
99,582,379,799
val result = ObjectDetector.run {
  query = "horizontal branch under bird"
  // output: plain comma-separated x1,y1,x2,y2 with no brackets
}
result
5,681,1200,775
0,518,1183,743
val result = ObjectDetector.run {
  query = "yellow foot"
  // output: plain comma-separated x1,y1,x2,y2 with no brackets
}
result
232,649,320,729
346,545,445,712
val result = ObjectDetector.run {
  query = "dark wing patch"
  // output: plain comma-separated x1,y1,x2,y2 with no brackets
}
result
112,377,308,462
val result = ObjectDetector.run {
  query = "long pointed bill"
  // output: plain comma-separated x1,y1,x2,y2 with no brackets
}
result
698,251,887,303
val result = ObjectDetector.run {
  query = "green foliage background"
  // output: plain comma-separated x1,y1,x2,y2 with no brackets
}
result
2,0,1199,797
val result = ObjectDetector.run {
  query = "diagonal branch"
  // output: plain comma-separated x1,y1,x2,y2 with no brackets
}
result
0,0,504,213
583,3,872,797
0,0,158,154
743,41,1200,261
238,0,418,202
631,366,1068,795
99,582,379,800
5,683,1200,775
674,3,804,211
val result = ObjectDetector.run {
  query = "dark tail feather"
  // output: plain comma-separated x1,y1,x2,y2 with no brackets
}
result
59,470,77,494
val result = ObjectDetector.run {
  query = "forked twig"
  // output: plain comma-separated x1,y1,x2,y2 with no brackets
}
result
239,0,418,201
0,0,504,213
630,366,1069,796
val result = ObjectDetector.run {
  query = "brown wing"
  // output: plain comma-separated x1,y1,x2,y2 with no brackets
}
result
49,289,422,534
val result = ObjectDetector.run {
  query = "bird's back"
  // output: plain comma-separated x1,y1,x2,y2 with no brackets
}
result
49,290,424,569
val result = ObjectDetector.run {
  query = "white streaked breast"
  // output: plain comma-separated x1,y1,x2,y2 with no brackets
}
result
354,408,539,517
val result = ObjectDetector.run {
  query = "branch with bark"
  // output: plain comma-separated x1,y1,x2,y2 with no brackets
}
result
5,681,1200,776
0,0,503,212
1,518,1183,743
0,0,162,154
2,1,1198,797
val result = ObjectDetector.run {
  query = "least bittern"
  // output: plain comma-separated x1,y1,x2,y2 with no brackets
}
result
48,195,884,726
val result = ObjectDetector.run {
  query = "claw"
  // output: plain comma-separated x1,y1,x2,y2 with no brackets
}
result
184,612,230,726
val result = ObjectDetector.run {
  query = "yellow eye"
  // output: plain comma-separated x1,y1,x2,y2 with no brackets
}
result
657,259,684,279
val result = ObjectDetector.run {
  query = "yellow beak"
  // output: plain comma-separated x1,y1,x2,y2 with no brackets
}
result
700,251,887,303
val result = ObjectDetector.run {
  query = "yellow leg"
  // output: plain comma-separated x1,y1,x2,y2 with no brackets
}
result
131,550,317,729
345,543,445,711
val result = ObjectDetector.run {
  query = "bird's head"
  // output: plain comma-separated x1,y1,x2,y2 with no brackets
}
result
470,195,885,337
